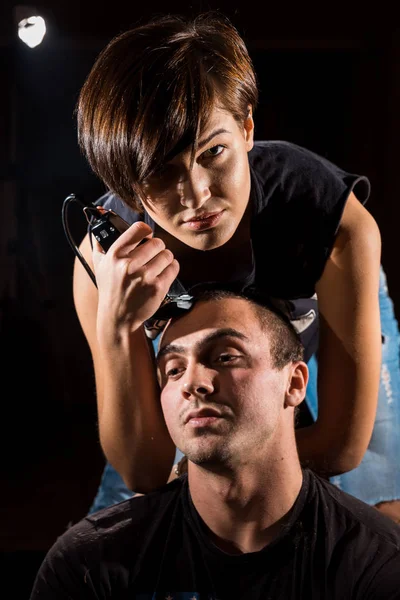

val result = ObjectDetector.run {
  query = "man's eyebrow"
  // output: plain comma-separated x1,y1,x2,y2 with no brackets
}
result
197,128,230,150
157,328,248,363
156,343,187,364
201,328,249,345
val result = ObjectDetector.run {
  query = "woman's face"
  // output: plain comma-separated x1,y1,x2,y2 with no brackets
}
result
141,105,254,251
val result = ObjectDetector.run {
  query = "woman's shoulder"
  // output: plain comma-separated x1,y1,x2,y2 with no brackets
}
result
250,139,319,165
250,140,355,180
95,190,143,226
249,140,370,210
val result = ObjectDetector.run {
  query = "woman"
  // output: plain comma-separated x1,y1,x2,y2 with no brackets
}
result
72,12,399,521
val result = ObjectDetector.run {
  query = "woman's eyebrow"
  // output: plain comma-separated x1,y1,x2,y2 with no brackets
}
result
157,128,231,170
197,128,230,150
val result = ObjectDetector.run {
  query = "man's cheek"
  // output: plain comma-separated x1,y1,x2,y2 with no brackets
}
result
227,375,251,398
162,394,178,431
160,392,171,424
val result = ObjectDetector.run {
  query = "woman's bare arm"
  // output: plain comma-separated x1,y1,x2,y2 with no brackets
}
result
73,223,178,492
296,192,382,476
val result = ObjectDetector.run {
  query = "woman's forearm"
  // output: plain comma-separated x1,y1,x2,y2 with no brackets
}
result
97,326,176,493
297,193,382,477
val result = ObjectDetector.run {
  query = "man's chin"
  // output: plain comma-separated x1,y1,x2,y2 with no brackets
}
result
185,445,230,468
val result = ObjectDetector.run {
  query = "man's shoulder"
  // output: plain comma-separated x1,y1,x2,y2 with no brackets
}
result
57,478,185,553
309,470,400,550
30,479,187,598
87,477,184,530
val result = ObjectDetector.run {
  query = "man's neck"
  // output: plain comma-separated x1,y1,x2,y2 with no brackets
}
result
188,455,303,554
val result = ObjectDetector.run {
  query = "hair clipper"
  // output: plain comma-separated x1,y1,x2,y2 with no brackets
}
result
88,206,131,252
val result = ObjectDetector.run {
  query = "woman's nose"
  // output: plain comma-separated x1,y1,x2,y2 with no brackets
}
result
179,168,211,209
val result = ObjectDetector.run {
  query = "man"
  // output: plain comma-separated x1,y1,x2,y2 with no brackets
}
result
30,290,400,599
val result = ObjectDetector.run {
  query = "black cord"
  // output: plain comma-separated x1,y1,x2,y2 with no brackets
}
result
61,193,97,287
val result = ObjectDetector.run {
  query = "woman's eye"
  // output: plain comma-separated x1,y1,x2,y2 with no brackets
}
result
144,165,177,191
202,145,225,159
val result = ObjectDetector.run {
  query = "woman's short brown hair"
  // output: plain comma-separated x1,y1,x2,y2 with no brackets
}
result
76,12,258,212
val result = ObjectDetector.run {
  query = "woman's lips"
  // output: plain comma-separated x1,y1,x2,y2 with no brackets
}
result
183,210,224,231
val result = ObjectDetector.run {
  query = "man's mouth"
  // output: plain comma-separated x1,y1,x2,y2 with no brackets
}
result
184,408,224,427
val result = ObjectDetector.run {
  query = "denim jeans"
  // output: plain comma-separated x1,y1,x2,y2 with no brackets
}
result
88,266,400,514
306,266,400,505
88,448,184,514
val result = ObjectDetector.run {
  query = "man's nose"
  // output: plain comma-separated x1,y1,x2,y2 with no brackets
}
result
179,167,211,209
181,366,214,400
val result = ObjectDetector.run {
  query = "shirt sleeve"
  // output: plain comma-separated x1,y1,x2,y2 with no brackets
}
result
95,190,143,226
29,522,102,600
250,141,371,298
361,552,400,600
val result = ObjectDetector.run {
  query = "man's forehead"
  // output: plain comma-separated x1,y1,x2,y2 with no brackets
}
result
159,298,258,351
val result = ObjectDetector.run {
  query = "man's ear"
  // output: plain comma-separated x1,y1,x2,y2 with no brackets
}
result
284,362,309,408
244,105,254,151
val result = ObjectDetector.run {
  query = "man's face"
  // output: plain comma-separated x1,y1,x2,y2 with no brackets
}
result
157,298,293,468
141,105,254,251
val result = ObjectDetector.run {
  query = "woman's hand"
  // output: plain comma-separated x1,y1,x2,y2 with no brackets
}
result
92,222,180,344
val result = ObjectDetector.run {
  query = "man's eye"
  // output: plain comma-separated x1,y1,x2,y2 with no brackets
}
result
166,367,183,378
216,354,238,364
202,145,225,159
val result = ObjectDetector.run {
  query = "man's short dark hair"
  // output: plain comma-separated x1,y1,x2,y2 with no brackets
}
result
179,289,305,369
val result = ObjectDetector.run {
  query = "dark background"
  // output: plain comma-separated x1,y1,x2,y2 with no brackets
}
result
1,1,399,596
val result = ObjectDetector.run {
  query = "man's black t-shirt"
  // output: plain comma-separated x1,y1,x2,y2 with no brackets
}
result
91,141,370,361
31,469,400,599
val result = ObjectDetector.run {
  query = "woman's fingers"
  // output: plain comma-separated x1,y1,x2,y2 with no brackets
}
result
126,247,175,279
92,221,153,269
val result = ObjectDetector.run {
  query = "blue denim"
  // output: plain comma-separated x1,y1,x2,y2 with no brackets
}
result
89,266,400,514
306,266,400,505
88,461,134,513
88,448,185,514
